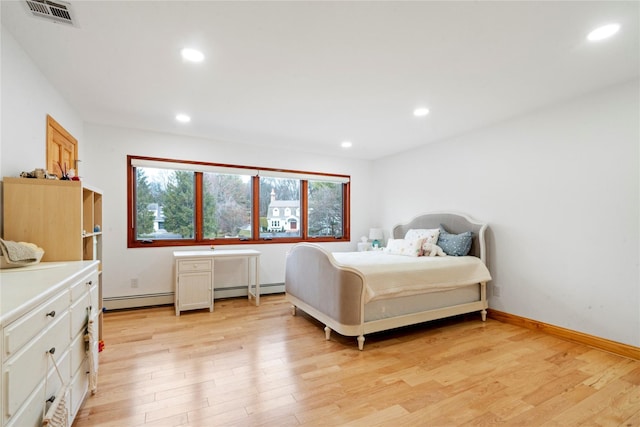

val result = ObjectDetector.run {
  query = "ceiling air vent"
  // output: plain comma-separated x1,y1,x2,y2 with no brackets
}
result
24,0,77,27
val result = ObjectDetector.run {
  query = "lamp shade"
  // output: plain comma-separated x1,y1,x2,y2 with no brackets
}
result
369,228,384,241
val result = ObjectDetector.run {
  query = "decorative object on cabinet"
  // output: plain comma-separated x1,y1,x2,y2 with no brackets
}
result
2,177,104,340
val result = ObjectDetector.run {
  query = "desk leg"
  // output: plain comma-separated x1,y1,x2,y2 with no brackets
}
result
247,256,260,306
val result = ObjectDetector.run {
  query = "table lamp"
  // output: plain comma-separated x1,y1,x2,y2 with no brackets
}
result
369,228,384,248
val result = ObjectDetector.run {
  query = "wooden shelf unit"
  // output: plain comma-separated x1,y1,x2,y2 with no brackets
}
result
2,177,104,336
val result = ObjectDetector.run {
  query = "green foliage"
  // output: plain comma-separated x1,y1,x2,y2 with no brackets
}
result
204,174,249,237
308,182,343,236
136,169,156,236
202,177,218,238
162,171,195,238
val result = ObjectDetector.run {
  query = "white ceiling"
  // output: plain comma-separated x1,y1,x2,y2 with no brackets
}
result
2,1,638,160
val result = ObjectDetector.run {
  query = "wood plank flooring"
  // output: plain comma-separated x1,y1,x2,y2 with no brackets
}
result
73,294,640,426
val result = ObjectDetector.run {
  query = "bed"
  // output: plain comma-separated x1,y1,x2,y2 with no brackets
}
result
284,212,491,350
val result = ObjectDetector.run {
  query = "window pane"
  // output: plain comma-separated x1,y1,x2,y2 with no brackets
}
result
203,173,252,239
308,181,343,237
135,167,194,240
259,177,300,238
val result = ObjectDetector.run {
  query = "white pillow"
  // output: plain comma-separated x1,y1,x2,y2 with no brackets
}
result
404,228,440,256
404,228,440,244
384,238,424,257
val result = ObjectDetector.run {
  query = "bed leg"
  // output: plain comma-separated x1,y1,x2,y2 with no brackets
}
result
481,309,487,322
291,305,297,316
357,335,365,351
324,326,332,340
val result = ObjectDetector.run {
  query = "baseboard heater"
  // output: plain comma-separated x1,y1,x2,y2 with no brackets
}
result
103,283,285,310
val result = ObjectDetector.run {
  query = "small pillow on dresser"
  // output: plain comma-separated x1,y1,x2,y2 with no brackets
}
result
385,238,424,257
437,225,473,256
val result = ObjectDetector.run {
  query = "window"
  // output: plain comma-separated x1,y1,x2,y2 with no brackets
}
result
135,167,194,240
202,171,252,239
308,180,344,237
259,176,300,239
128,156,350,247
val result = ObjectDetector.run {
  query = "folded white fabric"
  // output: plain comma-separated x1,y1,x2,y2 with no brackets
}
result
0,238,40,263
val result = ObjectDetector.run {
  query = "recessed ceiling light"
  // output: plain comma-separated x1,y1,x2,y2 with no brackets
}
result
587,23,620,42
176,113,191,123
413,107,429,117
341,141,352,148
181,48,204,63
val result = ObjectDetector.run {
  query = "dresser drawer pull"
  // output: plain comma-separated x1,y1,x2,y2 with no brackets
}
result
48,347,56,354
46,395,56,403
86,280,93,285
46,310,56,318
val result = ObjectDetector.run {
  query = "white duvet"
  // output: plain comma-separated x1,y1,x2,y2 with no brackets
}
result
332,251,492,303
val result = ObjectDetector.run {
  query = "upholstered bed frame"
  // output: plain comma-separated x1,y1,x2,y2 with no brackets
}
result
284,212,489,350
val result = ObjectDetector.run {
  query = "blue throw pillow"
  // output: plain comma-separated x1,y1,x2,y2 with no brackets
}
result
438,225,473,256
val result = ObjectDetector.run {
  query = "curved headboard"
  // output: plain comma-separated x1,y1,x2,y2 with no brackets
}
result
392,212,488,263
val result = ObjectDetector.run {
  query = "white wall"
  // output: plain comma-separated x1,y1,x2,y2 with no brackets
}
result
82,124,374,304
0,27,84,180
374,79,640,347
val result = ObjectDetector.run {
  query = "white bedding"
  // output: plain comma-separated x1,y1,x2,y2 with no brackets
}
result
332,251,491,303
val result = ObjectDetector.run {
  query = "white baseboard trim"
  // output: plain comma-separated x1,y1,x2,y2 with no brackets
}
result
103,283,285,310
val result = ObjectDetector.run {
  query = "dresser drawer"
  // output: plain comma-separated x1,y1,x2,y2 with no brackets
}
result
89,282,99,313
70,297,89,338
3,290,69,358
5,349,71,427
70,357,89,419
70,270,99,302
177,259,212,272
70,331,86,376
3,311,70,419
4,377,45,427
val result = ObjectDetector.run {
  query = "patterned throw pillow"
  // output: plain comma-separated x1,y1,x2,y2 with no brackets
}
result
384,238,424,257
437,225,473,256
404,228,440,256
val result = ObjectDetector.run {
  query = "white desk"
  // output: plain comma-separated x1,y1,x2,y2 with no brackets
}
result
173,249,261,315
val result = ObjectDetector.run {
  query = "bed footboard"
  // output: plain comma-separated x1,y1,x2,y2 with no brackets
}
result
285,243,366,340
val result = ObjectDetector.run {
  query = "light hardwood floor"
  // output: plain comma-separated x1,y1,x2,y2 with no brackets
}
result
74,294,640,426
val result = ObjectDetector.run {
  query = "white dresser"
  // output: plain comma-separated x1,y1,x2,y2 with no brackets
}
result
0,261,99,427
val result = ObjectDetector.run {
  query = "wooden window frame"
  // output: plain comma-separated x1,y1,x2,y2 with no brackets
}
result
127,155,350,248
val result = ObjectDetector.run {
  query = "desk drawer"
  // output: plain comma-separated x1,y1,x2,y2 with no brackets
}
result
177,259,212,272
